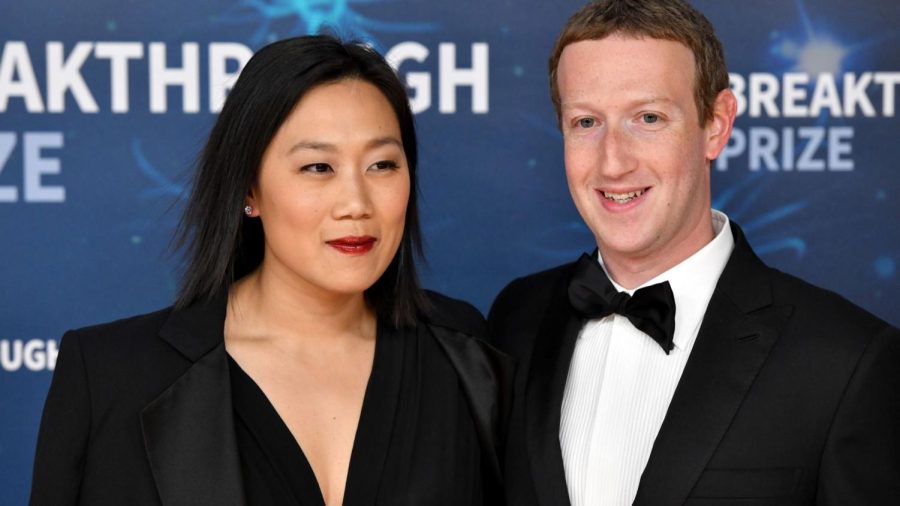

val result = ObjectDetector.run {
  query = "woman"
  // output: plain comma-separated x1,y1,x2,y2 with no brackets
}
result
31,35,511,506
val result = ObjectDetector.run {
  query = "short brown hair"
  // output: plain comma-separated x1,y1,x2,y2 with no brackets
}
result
548,0,729,125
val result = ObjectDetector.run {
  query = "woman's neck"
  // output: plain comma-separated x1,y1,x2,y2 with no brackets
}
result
226,263,376,348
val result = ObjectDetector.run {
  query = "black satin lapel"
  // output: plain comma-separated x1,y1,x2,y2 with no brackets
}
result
158,290,228,362
428,324,516,488
141,343,245,506
633,279,792,506
526,281,582,506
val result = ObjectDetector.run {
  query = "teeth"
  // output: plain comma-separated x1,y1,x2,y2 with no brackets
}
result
602,189,644,203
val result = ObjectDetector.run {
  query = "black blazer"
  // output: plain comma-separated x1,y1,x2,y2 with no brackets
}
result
488,223,900,506
30,290,513,506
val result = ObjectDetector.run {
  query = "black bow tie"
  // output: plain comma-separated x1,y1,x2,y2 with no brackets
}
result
567,253,677,354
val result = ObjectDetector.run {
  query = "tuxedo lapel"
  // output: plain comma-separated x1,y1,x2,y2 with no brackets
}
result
525,265,582,506
634,224,793,506
141,292,246,506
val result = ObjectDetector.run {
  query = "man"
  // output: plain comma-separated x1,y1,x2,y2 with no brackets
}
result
488,1,900,505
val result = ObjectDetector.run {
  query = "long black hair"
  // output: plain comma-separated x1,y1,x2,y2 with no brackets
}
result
174,35,427,327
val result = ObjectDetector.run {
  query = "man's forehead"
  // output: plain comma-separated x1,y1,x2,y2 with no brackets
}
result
556,36,699,118
560,33,695,59
559,38,695,81
559,37,696,85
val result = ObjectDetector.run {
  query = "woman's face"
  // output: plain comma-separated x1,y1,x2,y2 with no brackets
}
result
247,78,410,298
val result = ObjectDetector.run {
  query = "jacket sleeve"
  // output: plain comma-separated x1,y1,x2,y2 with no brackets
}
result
817,324,900,505
30,330,92,506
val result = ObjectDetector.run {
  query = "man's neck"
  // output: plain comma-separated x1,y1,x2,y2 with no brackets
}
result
600,215,716,289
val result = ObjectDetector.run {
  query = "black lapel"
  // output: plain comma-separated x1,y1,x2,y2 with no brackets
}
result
633,223,793,506
429,324,516,478
141,291,246,506
525,263,582,506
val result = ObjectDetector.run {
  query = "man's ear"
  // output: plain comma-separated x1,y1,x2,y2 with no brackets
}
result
705,89,738,161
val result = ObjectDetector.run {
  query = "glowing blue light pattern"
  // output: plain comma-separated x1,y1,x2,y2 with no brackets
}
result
216,0,436,47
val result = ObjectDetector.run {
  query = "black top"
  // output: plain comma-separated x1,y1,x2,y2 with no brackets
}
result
228,322,486,506
30,290,512,506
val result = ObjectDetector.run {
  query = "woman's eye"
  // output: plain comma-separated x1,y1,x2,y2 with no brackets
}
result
641,113,660,124
577,117,596,128
371,160,399,171
300,163,332,173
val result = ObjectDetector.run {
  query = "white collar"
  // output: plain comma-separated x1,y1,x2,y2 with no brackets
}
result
599,210,735,350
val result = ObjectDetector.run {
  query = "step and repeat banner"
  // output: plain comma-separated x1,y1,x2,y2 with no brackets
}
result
2,0,897,502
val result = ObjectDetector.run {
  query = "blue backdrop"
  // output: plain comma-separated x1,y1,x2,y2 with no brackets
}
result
2,0,898,503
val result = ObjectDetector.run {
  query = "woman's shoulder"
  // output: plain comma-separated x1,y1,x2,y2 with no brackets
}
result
67,307,173,342
420,290,486,338
418,290,513,489
418,289,513,385
60,306,176,363
47,305,197,420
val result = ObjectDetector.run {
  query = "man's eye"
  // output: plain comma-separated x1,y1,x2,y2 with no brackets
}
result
577,117,596,128
300,163,332,173
642,113,660,124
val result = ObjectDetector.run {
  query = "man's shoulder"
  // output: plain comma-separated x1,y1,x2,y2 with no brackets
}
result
727,222,895,341
421,289,487,338
491,262,576,313
766,267,895,337
487,262,578,355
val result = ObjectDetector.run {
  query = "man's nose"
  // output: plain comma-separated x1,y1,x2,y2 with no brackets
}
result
597,125,638,178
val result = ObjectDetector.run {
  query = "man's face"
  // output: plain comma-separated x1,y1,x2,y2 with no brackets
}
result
557,34,733,285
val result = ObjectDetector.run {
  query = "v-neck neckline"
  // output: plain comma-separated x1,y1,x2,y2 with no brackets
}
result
228,321,406,505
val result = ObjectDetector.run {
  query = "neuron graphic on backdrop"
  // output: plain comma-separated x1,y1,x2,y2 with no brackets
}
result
132,139,186,200
770,0,895,76
762,0,896,280
215,0,436,48
134,0,436,206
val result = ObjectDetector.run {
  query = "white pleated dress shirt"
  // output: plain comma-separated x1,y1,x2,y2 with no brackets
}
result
559,210,735,506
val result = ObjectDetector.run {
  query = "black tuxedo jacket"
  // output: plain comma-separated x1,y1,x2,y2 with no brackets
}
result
30,290,513,506
488,223,899,505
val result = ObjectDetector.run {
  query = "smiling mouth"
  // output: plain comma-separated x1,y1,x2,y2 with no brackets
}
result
601,188,646,204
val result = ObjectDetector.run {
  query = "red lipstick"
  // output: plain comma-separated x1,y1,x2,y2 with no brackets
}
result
327,236,377,255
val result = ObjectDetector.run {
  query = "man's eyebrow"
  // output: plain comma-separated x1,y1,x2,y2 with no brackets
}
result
633,96,678,106
560,96,680,112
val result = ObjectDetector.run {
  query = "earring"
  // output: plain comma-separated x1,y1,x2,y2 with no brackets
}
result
243,205,253,216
